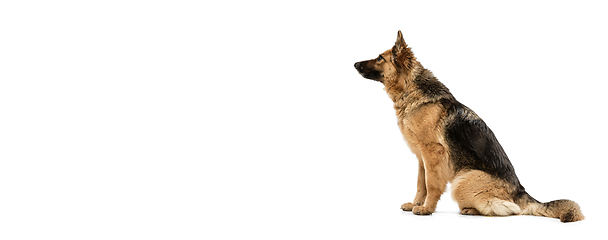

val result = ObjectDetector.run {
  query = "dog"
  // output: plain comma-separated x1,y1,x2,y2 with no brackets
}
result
354,31,583,222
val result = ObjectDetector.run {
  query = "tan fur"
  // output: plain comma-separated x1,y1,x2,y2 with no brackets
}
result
377,50,404,99
399,104,452,214
452,170,521,216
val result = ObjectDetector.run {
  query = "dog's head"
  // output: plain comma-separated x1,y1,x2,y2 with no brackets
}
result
354,31,419,86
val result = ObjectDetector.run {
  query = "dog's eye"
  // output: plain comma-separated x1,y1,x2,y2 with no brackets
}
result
376,55,384,62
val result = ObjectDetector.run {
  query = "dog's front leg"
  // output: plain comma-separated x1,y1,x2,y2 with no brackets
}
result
412,143,449,215
401,154,426,211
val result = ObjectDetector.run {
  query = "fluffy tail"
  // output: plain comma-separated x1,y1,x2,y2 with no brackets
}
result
521,193,584,223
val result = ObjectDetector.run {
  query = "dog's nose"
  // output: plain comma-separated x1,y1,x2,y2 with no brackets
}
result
354,62,360,69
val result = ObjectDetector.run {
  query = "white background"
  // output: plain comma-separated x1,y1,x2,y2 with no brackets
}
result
1,0,607,239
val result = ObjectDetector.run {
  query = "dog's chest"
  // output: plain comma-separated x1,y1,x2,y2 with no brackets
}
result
395,103,446,147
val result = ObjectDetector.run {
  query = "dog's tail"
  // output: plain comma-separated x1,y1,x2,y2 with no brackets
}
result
519,192,584,222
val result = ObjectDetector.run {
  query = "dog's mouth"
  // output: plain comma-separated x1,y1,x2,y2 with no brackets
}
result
354,61,383,82
359,72,383,82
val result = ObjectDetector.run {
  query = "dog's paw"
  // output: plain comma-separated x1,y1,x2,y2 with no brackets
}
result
460,208,480,215
401,203,415,211
412,206,433,215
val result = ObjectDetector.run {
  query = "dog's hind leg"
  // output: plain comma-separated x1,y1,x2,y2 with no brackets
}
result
452,170,522,216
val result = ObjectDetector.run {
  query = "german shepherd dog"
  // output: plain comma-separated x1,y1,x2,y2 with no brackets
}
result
354,31,583,222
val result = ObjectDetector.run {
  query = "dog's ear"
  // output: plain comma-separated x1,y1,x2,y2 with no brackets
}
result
392,30,406,57
391,30,416,70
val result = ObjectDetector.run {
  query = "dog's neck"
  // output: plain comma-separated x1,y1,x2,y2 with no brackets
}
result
384,66,423,102
389,67,454,115
383,74,405,102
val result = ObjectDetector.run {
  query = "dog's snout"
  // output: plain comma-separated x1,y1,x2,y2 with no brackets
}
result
354,62,361,69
